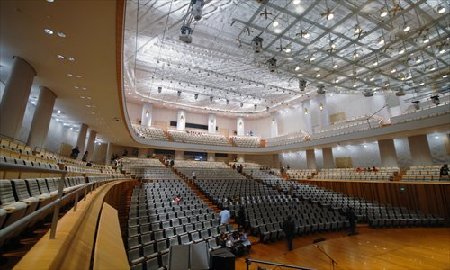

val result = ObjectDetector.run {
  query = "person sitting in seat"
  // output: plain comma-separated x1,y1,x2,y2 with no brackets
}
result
239,229,251,254
440,164,449,180
173,194,182,205
70,146,80,159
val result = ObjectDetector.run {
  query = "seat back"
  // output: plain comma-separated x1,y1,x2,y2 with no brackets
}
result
11,179,31,200
0,180,17,204
190,241,210,270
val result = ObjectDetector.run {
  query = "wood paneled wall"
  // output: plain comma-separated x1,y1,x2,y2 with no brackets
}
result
300,180,450,222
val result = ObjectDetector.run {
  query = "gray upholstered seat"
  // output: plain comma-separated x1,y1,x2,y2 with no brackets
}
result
0,181,28,227
25,179,52,202
11,179,39,215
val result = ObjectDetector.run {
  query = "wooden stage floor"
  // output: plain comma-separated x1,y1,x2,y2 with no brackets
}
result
236,226,450,270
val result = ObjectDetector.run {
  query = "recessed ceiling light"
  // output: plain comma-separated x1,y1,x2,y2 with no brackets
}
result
76,75,82,78
293,0,301,4
44,28,54,35
82,87,87,90
46,0,55,2
68,57,75,61
74,86,79,89
403,25,410,32
436,5,445,14
273,21,279,27
391,68,397,73
316,73,321,77
57,32,66,38
57,54,64,59
327,12,334,20
380,9,388,17
294,66,300,71
57,110,61,114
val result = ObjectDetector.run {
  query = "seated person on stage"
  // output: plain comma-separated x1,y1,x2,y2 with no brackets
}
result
440,164,449,180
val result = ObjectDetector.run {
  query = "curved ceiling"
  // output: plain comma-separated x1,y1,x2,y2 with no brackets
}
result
0,0,138,147
123,0,449,116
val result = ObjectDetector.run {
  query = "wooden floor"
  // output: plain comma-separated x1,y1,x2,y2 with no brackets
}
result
236,226,450,270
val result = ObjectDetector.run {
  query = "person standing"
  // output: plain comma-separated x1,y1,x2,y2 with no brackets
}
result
70,146,80,159
82,151,88,162
237,206,246,229
345,207,357,236
219,207,230,225
282,216,295,251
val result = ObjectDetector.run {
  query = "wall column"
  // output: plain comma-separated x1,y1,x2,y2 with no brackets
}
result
26,86,57,149
176,110,186,130
378,139,398,167
408,134,433,165
315,94,329,129
270,114,278,137
85,129,97,160
306,149,317,169
105,142,113,165
76,123,88,155
322,147,335,168
302,100,312,133
208,114,216,133
141,103,153,127
175,150,184,160
0,57,36,139
237,117,245,136
207,152,215,162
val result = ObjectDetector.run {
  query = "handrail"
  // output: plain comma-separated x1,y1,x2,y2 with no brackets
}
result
245,258,315,270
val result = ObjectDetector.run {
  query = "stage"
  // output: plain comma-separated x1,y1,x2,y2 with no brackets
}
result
236,227,450,270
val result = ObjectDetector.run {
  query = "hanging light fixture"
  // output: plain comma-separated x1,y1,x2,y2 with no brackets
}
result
436,5,445,14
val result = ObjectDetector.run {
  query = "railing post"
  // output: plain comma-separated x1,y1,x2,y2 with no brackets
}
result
74,190,79,211
49,172,66,239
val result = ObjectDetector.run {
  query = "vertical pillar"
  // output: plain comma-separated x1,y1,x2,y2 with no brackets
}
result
0,57,36,139
208,114,217,133
76,123,88,154
138,148,148,158
306,149,317,169
315,94,329,129
322,147,335,168
237,117,245,136
378,139,398,166
85,129,97,160
26,86,57,149
270,114,278,137
408,135,432,165
175,150,184,160
302,100,312,133
141,103,153,127
176,110,186,130
207,152,215,162
105,142,113,165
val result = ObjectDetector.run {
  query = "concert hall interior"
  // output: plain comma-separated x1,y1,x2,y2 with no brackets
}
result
0,0,449,269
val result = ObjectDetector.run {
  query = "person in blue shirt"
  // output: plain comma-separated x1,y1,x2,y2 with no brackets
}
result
219,207,230,225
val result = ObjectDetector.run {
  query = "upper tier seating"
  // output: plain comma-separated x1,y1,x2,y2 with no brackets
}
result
314,167,399,181
168,130,231,146
173,160,229,169
287,169,317,180
266,131,310,147
311,115,382,140
133,125,168,141
229,162,261,169
390,95,450,124
402,165,443,181
231,136,261,148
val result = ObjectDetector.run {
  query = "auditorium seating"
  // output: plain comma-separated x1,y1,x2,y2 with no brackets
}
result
133,125,168,141
390,95,450,124
229,162,261,169
174,160,229,169
266,131,310,147
126,174,235,270
231,136,261,148
287,169,317,180
402,165,443,181
314,167,399,181
311,115,382,140
168,130,231,146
